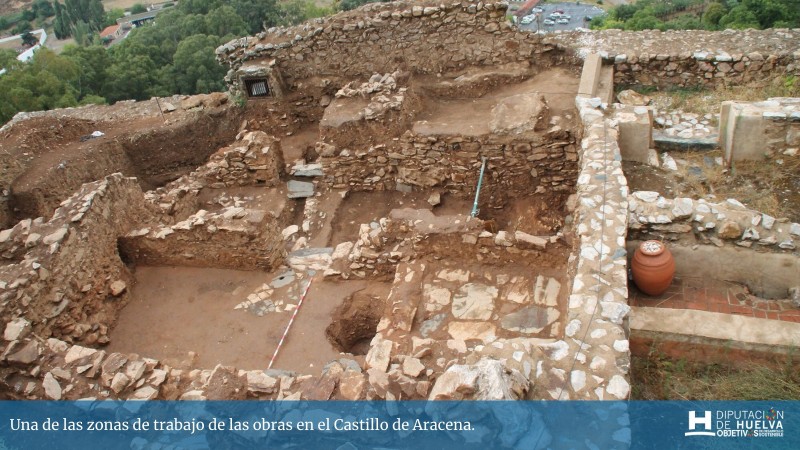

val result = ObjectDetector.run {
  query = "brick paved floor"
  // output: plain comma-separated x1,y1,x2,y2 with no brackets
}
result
628,276,800,323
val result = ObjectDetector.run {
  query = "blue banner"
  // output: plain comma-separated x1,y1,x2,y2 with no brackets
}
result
0,401,797,449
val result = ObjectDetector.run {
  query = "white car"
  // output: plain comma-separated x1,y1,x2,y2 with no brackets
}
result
543,19,555,25
562,14,572,20
557,18,569,24
549,12,562,18
521,16,534,24
532,7,543,13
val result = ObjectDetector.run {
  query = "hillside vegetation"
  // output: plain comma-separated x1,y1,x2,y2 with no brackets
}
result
591,0,800,31
0,0,336,124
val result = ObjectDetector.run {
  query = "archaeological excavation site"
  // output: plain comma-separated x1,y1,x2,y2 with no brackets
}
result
0,0,798,411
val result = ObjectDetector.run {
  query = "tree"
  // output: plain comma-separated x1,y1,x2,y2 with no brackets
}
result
21,31,38,47
53,2,72,38
702,2,728,29
204,5,248,37
742,0,800,28
105,8,125,27
229,0,282,33
32,0,55,19
103,55,159,102
171,34,227,93
719,5,761,28
71,20,93,45
64,0,106,32
61,44,110,97
13,20,33,34
338,0,381,12
0,49,20,70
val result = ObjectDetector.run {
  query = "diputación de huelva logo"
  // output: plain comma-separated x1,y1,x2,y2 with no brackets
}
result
685,407,784,438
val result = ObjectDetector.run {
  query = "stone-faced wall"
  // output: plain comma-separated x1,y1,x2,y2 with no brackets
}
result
547,29,800,89
320,128,579,195
628,191,800,253
217,0,572,96
0,174,154,346
118,206,286,271
557,97,632,400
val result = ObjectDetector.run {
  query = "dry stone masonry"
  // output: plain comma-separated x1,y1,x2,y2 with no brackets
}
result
0,2,797,430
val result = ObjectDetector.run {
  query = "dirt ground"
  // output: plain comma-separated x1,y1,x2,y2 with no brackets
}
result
328,190,472,245
0,0,33,16
107,266,374,374
414,67,580,137
623,150,800,222
281,123,320,165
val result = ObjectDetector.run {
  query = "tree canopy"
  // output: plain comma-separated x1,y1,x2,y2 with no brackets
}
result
590,0,800,31
0,0,335,125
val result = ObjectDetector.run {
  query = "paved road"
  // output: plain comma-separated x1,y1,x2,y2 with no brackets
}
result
514,2,605,32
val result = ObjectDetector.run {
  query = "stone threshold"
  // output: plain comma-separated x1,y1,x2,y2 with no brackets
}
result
630,306,800,356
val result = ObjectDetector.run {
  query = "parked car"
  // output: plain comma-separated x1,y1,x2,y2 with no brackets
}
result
562,14,572,20
543,19,555,25
532,7,543,13
521,15,534,24
557,18,569,24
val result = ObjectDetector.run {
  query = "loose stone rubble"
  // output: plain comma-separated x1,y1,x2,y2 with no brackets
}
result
0,7,796,447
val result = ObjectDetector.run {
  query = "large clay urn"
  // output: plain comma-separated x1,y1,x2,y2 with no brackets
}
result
631,240,675,296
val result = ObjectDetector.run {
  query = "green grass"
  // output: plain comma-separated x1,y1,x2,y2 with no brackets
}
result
632,346,800,400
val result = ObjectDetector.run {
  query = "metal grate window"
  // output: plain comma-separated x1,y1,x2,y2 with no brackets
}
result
245,78,270,97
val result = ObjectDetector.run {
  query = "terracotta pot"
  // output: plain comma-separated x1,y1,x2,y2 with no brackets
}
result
631,240,675,296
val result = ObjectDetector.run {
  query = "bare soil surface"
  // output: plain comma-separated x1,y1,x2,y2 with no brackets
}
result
0,0,33,16
7,114,177,193
328,190,473,245
413,67,579,136
623,161,680,197
329,189,568,244
108,266,371,374
196,186,289,214
281,123,320,165
624,151,800,222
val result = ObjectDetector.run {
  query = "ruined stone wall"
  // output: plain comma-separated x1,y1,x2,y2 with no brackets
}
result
547,29,800,89
193,131,285,188
320,130,579,194
3,101,239,222
0,174,154,346
217,0,571,95
118,206,286,271
629,191,800,253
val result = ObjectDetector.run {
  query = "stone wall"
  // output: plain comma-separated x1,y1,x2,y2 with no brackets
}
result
3,95,241,223
220,3,800,96
554,96,632,400
217,0,572,95
118,205,286,271
0,174,153,346
192,131,285,188
629,191,800,253
320,129,579,194
548,29,800,89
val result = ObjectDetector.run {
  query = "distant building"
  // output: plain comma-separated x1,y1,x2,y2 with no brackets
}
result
100,25,122,42
117,10,161,29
